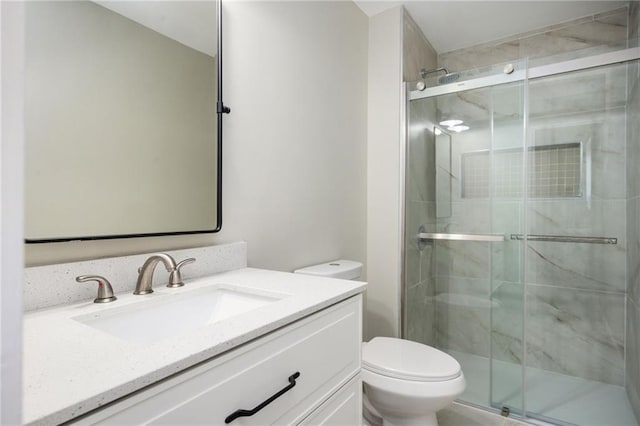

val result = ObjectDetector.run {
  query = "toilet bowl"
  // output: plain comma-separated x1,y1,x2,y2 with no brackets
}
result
363,391,383,426
362,337,465,426
294,260,466,426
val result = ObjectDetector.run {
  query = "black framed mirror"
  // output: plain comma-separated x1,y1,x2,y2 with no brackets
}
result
24,0,227,243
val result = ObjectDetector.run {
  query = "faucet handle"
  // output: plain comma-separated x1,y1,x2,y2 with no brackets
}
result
76,275,117,303
167,258,196,288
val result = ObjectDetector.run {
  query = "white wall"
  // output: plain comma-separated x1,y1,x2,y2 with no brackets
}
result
218,1,368,274
366,6,403,340
25,1,369,280
1,2,24,423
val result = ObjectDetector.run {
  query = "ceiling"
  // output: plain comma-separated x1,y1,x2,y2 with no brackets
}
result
353,1,628,53
94,0,627,57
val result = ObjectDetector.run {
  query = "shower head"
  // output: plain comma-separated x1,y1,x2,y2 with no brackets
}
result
438,72,460,85
418,67,460,87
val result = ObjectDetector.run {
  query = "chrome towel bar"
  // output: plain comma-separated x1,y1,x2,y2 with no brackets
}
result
417,232,618,245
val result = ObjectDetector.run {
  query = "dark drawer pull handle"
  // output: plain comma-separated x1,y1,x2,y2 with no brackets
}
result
224,372,301,424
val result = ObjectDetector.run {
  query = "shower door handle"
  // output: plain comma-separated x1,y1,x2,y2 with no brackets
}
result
510,234,617,244
418,232,505,242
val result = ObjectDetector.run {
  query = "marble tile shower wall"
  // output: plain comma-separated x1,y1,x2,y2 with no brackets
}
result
525,105,627,385
438,7,628,73
402,9,437,82
626,2,640,421
431,80,526,363
630,2,639,47
434,80,627,384
433,123,523,362
404,9,438,347
431,5,631,386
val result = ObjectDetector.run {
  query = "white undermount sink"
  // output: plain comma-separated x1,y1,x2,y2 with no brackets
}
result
73,284,286,344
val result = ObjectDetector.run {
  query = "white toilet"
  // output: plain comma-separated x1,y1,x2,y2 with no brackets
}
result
294,260,466,426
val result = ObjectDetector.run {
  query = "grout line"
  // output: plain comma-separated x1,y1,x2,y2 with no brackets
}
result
526,281,627,296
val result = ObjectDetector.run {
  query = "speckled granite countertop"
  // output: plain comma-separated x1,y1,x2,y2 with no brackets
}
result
23,268,366,425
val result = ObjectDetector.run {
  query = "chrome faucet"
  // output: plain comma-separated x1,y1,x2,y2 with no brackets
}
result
167,257,196,288
76,275,117,303
134,253,177,295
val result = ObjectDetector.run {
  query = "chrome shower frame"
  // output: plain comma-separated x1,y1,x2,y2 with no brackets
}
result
410,47,640,101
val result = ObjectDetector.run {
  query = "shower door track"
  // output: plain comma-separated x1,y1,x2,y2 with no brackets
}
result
410,46,640,99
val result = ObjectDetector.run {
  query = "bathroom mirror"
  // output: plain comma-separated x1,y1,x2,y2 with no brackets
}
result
24,0,224,242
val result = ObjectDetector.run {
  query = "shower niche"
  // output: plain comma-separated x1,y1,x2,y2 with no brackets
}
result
459,142,584,200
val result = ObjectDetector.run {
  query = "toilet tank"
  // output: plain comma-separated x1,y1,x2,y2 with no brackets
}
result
293,260,362,280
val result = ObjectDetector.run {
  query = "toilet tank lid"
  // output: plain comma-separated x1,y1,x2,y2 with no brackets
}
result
362,337,461,382
293,260,362,280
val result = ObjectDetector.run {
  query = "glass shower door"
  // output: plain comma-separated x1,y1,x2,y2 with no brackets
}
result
523,59,635,426
405,76,526,415
488,78,526,417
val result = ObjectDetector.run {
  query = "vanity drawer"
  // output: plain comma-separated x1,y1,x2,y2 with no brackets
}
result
74,295,361,425
298,374,362,425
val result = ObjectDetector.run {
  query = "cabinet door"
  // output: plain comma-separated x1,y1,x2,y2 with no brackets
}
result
72,295,362,426
298,375,362,426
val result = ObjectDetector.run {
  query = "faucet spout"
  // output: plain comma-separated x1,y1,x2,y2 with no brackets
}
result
134,253,177,295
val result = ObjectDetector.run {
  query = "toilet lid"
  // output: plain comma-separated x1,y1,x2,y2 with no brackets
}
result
362,337,461,382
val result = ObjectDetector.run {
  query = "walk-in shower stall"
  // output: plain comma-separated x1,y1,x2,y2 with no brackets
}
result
403,42,640,425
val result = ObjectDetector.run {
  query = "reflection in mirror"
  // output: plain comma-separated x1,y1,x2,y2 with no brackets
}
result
435,127,452,218
24,0,220,242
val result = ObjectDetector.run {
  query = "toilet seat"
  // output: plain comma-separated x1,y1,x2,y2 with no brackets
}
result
362,367,466,400
362,337,461,382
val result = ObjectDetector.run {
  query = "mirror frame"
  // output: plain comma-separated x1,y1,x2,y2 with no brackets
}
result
25,0,228,244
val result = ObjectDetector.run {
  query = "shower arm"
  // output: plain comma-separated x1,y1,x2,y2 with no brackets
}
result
420,67,449,79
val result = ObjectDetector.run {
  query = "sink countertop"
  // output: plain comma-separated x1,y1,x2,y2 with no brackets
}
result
23,267,366,425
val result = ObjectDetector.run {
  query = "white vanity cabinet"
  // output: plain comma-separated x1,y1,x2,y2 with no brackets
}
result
70,295,362,425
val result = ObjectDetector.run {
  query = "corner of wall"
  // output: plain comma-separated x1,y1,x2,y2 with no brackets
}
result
366,5,404,341
1,1,25,422
402,7,437,82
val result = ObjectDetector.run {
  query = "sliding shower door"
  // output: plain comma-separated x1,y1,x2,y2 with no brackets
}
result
524,59,634,426
404,74,526,414
488,80,526,416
